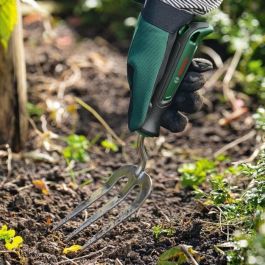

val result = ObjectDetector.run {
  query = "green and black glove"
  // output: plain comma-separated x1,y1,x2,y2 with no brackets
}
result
127,0,213,135
160,58,212,132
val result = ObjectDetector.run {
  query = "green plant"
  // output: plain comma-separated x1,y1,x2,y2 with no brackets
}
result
0,225,23,251
56,0,140,45
101,139,118,152
209,174,233,205
193,165,240,206
227,211,265,265
253,107,265,132
0,0,17,50
179,159,216,188
62,134,89,163
158,245,200,265
195,152,265,263
196,156,265,224
26,102,43,118
207,7,265,102
181,152,265,264
223,104,265,264
152,225,175,240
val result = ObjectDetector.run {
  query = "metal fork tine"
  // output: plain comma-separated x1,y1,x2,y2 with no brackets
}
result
52,135,152,250
52,165,136,232
52,186,109,232
80,172,152,251
66,196,119,241
66,172,136,241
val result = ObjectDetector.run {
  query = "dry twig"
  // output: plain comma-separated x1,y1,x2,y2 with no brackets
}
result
235,141,265,164
58,256,78,265
179,244,199,265
204,59,231,92
201,45,224,68
214,130,256,157
115,258,123,265
218,107,248,126
222,49,243,110
75,97,125,146
6,144,12,177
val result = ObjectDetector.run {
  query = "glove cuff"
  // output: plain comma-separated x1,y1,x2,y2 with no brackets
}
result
142,0,194,33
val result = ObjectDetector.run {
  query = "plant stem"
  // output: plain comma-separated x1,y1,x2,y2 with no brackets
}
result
75,97,125,146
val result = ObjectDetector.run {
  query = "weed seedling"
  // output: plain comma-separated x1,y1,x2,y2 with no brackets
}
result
152,225,175,240
179,159,216,188
227,211,265,265
63,134,89,163
62,134,90,183
158,245,200,265
26,102,43,118
0,225,23,251
101,139,118,152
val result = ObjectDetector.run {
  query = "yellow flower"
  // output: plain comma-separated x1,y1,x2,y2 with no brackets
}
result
0,225,16,242
5,236,23,250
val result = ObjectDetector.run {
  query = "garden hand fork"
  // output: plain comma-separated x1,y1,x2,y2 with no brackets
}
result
52,22,213,251
52,134,151,250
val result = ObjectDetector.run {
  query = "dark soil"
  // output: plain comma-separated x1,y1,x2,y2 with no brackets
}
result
0,20,256,265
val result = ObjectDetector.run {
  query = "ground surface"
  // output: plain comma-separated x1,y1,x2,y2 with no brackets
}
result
0,20,256,265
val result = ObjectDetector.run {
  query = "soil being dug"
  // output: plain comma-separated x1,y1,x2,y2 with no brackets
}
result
0,21,256,265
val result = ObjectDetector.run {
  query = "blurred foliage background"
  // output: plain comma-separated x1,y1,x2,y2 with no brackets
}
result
48,0,141,47
206,0,265,102
38,0,265,103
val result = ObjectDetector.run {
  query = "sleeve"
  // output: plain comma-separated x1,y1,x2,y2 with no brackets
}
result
143,0,223,15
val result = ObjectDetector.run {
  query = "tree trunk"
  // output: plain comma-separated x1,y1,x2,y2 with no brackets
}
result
0,0,27,151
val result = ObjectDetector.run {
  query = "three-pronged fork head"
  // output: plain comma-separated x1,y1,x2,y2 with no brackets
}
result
52,135,152,251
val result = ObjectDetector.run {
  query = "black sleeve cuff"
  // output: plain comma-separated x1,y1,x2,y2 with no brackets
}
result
142,0,194,33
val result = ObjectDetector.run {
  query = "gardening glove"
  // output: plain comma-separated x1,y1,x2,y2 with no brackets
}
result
160,58,213,133
127,0,194,133
127,0,214,135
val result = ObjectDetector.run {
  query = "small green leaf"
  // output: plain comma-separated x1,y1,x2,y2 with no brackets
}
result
152,225,175,240
62,134,89,162
0,225,15,242
215,154,230,162
179,159,216,188
158,246,185,265
26,102,43,118
0,0,17,50
158,245,199,265
101,139,118,152
80,179,93,187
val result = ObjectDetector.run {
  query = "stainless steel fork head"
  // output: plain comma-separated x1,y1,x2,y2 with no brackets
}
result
52,165,152,250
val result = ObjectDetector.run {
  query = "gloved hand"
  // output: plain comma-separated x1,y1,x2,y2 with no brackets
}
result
127,0,213,135
128,0,212,135
160,58,213,133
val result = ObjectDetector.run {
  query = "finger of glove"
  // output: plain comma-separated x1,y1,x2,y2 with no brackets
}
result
189,58,213,73
179,59,213,93
173,91,203,113
179,71,206,92
161,109,188,133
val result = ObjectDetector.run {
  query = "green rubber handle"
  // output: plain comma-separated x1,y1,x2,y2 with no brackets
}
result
127,15,171,133
139,22,213,137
